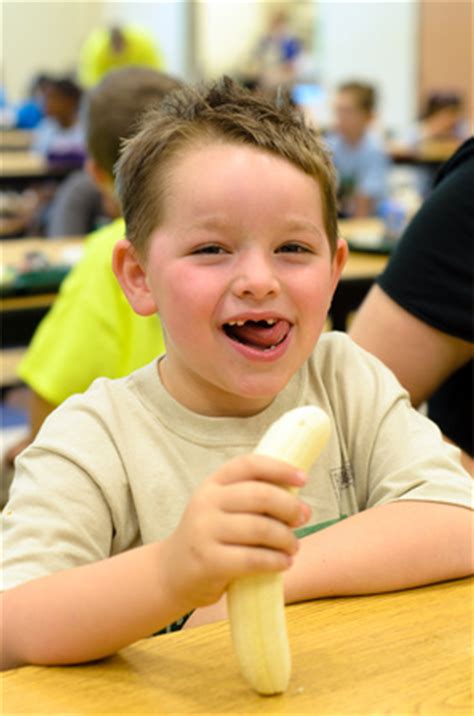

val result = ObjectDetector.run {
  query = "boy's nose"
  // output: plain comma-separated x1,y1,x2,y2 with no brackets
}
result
231,252,280,300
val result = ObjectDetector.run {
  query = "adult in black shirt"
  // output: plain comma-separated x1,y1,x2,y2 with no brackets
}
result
350,137,473,473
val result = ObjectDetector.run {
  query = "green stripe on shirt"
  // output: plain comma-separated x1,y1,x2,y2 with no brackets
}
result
295,515,348,539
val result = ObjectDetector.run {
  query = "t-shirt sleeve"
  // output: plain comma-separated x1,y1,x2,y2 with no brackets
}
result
1,397,137,591
377,149,474,342
364,388,473,510
322,334,473,511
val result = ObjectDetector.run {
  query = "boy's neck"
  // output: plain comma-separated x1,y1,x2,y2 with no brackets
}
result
157,358,276,418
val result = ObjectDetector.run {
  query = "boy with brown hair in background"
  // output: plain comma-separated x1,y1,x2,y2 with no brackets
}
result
1,77,472,669
326,80,390,218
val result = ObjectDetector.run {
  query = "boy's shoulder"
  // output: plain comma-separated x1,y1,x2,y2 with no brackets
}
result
313,330,362,362
40,357,158,434
311,331,405,396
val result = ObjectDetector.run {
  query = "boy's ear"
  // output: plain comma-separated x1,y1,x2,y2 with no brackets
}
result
112,239,158,316
329,238,349,297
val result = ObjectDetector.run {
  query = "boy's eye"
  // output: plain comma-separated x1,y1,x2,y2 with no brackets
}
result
191,244,226,255
277,242,313,254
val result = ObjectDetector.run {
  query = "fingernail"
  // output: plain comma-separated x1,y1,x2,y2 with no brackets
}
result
297,506,310,526
294,470,307,485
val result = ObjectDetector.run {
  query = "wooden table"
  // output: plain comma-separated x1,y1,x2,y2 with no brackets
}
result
2,577,472,715
330,218,389,330
0,151,82,188
1,237,84,347
1,236,84,266
388,138,461,165
0,129,34,151
0,150,47,176
0,129,33,152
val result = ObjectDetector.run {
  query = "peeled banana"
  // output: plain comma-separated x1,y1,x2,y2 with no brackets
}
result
227,405,331,695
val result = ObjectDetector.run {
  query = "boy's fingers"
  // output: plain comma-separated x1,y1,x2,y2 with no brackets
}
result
215,544,294,579
214,454,307,489
220,480,310,528
217,513,300,556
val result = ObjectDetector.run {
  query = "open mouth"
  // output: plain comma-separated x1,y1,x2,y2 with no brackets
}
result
222,318,291,352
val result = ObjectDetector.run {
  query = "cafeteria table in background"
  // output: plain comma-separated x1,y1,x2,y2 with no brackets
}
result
0,129,34,152
1,236,84,350
0,150,83,189
2,577,472,715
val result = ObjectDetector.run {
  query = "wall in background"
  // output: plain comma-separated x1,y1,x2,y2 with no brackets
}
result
194,1,265,79
1,0,188,103
100,0,190,80
419,0,472,122
2,1,102,102
3,1,468,137
317,0,419,135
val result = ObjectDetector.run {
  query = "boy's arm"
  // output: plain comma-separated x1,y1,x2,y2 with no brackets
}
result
1,455,308,670
186,499,473,628
285,500,473,602
1,542,197,671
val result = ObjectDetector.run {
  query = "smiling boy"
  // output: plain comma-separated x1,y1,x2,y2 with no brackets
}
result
1,78,472,670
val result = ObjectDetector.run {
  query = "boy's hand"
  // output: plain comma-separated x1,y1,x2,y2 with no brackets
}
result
160,455,310,611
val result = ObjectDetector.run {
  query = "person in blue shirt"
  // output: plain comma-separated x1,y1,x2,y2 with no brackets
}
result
32,77,85,164
325,81,390,218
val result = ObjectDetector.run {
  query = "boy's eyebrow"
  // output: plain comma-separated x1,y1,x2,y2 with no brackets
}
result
283,218,326,240
184,216,326,239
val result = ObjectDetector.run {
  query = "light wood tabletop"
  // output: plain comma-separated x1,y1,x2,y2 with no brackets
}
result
0,238,84,317
0,150,47,176
2,577,472,715
1,236,84,267
0,151,82,184
388,138,461,164
0,129,34,151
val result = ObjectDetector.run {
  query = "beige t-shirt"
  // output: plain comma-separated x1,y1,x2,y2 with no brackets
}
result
2,332,472,590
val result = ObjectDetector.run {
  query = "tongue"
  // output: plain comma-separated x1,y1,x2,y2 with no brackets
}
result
227,320,290,348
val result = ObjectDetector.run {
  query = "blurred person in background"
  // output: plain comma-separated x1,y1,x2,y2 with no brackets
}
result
325,81,390,218
45,167,116,237
15,74,52,130
247,10,303,91
78,25,164,89
32,77,85,164
19,77,86,235
403,91,469,148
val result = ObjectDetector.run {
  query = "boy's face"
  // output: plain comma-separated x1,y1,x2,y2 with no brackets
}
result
333,90,371,143
122,143,347,417
44,87,75,125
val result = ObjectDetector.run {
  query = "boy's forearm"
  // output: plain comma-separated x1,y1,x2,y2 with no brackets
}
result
285,501,474,603
1,542,192,670
186,500,473,630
